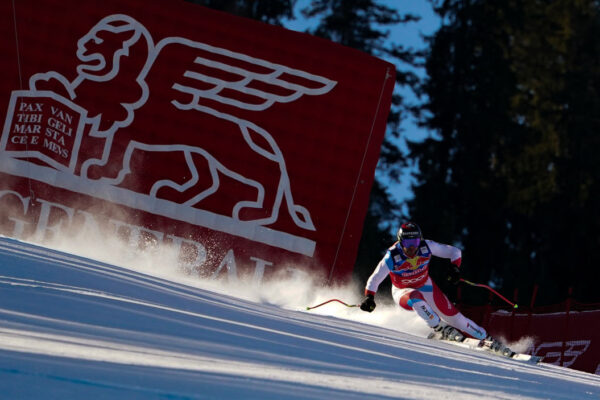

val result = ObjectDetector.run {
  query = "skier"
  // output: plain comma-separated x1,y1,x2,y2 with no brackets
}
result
359,221,509,353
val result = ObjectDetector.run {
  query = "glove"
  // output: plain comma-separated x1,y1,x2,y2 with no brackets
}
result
446,264,461,285
360,294,376,312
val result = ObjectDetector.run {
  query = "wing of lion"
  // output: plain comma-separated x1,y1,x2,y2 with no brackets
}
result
154,37,337,112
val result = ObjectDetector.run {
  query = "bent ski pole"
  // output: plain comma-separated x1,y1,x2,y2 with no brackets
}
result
460,279,519,309
306,299,359,310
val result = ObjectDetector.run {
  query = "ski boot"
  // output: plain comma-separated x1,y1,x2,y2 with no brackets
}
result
484,335,515,357
433,323,465,342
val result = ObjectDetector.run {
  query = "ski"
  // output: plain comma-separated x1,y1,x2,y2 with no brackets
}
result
428,331,543,364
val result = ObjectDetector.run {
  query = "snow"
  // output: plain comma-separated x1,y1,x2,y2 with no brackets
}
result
0,236,599,399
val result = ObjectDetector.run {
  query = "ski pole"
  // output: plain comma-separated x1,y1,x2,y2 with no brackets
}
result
306,298,359,310
459,279,519,309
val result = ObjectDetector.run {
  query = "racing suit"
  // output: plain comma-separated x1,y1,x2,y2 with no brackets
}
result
365,239,487,340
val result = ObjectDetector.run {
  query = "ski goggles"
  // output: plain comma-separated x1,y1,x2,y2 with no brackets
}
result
401,238,421,249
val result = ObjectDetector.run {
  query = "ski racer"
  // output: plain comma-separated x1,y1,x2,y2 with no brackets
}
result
360,221,508,352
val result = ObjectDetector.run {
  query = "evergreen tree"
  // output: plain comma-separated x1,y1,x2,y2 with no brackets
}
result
186,0,294,25
412,0,600,306
409,0,518,303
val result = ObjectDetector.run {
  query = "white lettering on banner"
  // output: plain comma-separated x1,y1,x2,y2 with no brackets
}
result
33,198,75,242
44,127,67,145
0,190,275,283
533,340,591,367
13,124,41,134
2,93,87,172
16,113,42,124
50,106,73,126
18,102,43,112
43,137,69,158
8,217,29,238
0,190,31,238
250,257,273,284
211,249,238,283
166,234,207,272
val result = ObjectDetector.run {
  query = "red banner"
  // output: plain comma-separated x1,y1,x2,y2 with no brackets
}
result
0,0,394,282
486,310,600,374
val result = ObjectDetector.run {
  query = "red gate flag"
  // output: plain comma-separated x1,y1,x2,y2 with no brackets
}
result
0,0,395,282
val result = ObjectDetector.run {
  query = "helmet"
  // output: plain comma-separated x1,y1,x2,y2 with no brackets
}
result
397,222,422,243
397,222,422,257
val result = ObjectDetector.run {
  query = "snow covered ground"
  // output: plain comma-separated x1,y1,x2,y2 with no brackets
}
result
0,236,599,399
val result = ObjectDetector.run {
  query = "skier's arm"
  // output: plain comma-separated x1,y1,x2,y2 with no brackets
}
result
360,253,391,312
426,239,462,284
364,252,392,296
425,240,462,267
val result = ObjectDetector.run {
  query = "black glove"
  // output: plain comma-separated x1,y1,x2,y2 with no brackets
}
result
360,294,376,312
447,265,461,285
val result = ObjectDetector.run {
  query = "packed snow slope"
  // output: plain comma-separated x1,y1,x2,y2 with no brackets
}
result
0,237,599,400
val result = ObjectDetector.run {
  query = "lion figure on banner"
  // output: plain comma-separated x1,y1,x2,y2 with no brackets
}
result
29,14,337,231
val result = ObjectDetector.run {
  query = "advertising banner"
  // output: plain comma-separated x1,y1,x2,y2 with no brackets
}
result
488,310,600,374
0,0,395,282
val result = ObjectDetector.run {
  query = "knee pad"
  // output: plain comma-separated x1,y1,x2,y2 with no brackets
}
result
399,290,425,310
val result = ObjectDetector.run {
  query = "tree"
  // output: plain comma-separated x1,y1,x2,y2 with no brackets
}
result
411,0,600,306
186,0,295,26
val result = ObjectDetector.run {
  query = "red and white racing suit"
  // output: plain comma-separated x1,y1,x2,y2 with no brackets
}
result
365,240,487,340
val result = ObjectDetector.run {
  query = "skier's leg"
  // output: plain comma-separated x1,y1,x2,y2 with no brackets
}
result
392,286,440,328
423,280,487,340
